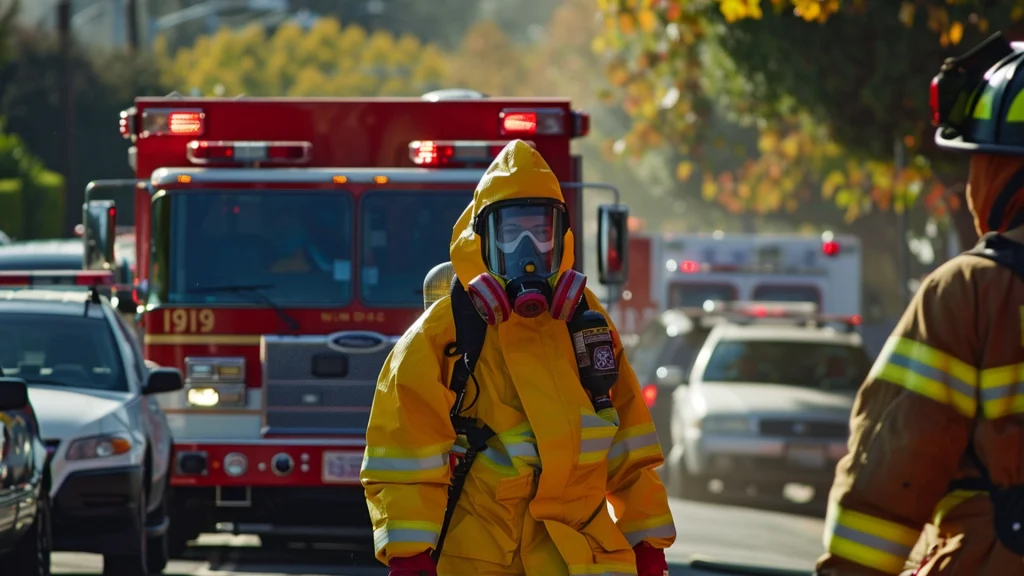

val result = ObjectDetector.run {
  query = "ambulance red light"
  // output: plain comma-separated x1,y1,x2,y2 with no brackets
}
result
0,270,114,287
187,141,312,165
822,240,840,257
680,260,700,273
641,384,658,408
140,108,205,138
499,108,566,136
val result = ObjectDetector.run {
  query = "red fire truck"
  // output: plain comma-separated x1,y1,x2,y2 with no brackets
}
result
80,91,630,553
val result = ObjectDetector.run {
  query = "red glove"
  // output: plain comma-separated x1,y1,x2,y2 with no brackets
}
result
388,551,437,576
634,542,669,576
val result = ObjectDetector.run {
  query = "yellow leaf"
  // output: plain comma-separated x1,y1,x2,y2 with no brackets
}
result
793,0,822,22
949,22,964,46
898,2,915,27
618,13,636,35
1013,6,1024,21
758,132,779,153
676,161,695,182
780,135,800,159
822,170,846,200
745,0,763,19
702,175,718,201
719,0,747,23
637,10,658,32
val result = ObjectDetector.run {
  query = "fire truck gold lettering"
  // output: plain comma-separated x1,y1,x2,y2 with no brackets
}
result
162,309,216,334
354,312,365,321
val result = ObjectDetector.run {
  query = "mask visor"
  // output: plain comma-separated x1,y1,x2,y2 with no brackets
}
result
483,204,564,279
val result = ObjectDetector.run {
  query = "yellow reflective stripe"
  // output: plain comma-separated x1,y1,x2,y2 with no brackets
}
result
372,520,441,554
619,512,676,547
608,422,661,471
980,363,1024,419
568,562,637,576
580,409,619,465
974,87,995,120
871,337,977,417
362,442,451,481
824,504,919,574
1008,90,1024,122
932,489,985,526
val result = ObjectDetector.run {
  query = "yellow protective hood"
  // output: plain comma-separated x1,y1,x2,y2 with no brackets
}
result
449,139,575,287
967,153,1024,235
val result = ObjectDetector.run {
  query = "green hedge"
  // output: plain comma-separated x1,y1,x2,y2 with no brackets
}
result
0,118,64,240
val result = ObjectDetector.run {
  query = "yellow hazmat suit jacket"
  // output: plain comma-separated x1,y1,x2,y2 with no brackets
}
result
361,140,676,576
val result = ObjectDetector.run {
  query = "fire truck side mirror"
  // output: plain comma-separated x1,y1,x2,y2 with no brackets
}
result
597,204,629,285
82,200,117,272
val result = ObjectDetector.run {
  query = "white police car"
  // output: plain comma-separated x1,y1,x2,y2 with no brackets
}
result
0,270,183,576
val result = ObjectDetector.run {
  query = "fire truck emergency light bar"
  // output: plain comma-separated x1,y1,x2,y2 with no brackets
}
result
186,140,313,166
0,270,114,287
409,140,536,167
132,108,206,139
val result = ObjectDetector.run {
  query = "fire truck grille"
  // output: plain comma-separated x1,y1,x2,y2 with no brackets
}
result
261,335,395,436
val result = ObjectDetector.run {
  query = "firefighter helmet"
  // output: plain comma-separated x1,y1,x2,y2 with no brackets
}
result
933,32,1024,154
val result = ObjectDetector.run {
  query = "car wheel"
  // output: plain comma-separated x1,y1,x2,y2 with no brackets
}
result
0,485,52,576
669,457,707,501
102,487,148,576
145,485,170,573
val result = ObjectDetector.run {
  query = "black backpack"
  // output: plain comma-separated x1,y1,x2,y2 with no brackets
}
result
431,273,591,561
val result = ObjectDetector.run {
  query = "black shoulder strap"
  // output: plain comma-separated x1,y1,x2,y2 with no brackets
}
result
445,274,489,412
965,231,1024,281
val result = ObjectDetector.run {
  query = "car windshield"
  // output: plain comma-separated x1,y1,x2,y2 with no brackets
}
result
160,190,354,305
702,339,870,391
669,282,737,307
360,190,472,305
0,313,128,392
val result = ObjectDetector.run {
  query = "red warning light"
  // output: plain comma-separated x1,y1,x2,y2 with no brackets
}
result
679,260,700,273
822,241,840,257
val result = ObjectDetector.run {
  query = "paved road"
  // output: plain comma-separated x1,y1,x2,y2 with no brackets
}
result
54,497,826,575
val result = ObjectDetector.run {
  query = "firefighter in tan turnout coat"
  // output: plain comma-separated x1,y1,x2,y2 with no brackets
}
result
816,33,1024,576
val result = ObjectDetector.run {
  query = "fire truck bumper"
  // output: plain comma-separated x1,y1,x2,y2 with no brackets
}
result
170,485,372,543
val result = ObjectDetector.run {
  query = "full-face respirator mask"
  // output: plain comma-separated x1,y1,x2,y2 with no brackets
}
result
466,199,587,325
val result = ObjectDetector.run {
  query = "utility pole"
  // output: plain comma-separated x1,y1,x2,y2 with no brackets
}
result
894,137,911,307
58,0,78,237
126,0,140,53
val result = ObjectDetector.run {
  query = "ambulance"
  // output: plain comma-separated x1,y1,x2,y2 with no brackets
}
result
615,232,862,347
79,90,629,553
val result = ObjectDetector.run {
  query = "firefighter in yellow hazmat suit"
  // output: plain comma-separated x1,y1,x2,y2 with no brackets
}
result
361,140,676,576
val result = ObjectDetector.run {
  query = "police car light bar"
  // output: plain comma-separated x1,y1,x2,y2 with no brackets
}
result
186,140,312,166
499,108,565,136
0,270,115,287
409,140,536,167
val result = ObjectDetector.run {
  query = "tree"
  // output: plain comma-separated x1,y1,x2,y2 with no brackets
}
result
154,18,448,97
0,29,167,228
0,117,65,239
593,1,1024,244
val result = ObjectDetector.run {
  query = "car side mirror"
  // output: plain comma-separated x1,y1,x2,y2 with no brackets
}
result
0,377,30,410
83,199,117,271
656,365,687,387
597,204,629,285
143,368,184,395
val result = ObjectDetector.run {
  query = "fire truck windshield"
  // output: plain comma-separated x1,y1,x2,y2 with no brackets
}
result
153,190,354,305
669,282,738,308
360,190,472,305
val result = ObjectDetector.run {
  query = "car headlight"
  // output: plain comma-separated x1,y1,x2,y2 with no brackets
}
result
66,433,133,460
700,416,754,435
185,356,246,408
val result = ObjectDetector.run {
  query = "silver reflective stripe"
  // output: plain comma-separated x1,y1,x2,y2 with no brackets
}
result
887,353,975,399
981,381,1024,403
580,436,615,453
831,524,914,558
362,453,447,472
582,413,611,428
373,528,439,551
623,523,677,547
505,440,539,459
608,432,659,461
